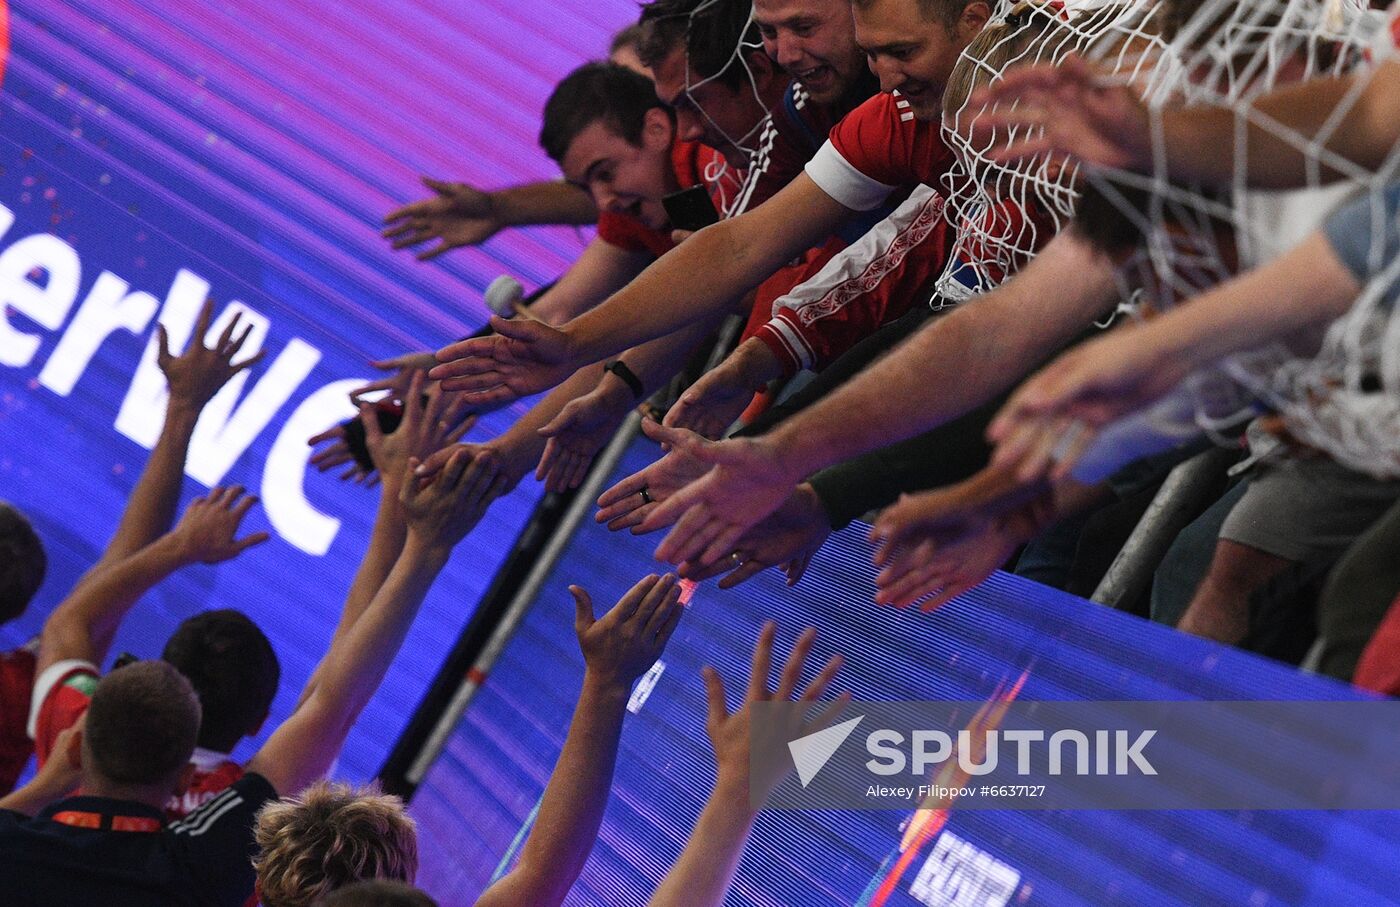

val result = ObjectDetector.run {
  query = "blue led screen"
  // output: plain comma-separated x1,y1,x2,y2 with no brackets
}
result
411,437,1400,906
0,0,636,782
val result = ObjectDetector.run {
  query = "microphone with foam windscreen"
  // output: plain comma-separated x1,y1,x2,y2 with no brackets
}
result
484,274,537,320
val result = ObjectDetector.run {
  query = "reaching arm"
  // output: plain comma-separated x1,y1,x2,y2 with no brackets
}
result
295,372,467,710
36,488,269,676
476,576,684,907
977,55,1400,190
986,227,1366,475
635,231,1121,568
528,237,654,326
247,450,493,796
648,624,845,907
77,302,262,583
383,177,597,260
430,174,852,404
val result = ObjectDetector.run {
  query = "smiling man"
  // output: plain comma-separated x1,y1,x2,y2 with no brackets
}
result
431,0,993,403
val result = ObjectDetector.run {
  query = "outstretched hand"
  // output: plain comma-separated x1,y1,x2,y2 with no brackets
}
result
158,299,265,413
676,484,830,590
430,315,577,406
572,574,684,688
968,54,1152,175
170,486,271,564
382,177,503,260
348,350,438,404
663,360,754,440
536,384,630,493
703,623,846,805
986,323,1186,482
361,370,475,491
637,435,803,569
400,447,510,553
868,465,1051,610
595,419,712,532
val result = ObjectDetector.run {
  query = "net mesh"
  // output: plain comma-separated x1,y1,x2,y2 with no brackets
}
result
949,0,1400,475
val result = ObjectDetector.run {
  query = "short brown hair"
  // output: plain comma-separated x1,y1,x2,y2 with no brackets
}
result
84,660,201,786
255,781,419,907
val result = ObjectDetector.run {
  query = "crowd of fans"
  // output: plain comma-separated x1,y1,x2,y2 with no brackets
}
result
2,0,1399,902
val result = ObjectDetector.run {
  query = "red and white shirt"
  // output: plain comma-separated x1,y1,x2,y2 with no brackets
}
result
166,747,245,822
28,659,247,821
29,658,98,768
743,93,958,375
804,91,956,212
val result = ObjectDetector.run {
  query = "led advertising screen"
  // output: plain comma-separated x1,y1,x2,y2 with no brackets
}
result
0,0,634,781
410,437,1400,906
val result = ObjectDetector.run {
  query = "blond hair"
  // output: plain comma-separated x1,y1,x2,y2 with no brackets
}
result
254,781,418,907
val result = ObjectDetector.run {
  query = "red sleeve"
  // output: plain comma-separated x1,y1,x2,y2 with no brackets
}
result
826,93,918,188
596,212,673,258
754,187,952,375
33,665,98,768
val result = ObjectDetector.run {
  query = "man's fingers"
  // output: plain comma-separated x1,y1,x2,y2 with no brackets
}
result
421,176,456,195
403,369,426,426
234,531,272,553
634,573,677,628
156,323,173,367
615,574,660,621
416,242,459,262
784,552,813,587
307,425,345,446
643,584,683,641
194,298,215,342
746,621,777,700
702,666,728,728
569,585,594,633
717,558,768,590
799,652,844,703
231,346,266,374
776,627,816,701
231,492,259,519
653,595,684,648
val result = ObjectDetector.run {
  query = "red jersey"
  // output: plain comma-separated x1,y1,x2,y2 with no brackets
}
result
30,660,247,821
166,747,244,821
804,91,956,212
0,643,37,793
596,139,734,258
30,659,99,768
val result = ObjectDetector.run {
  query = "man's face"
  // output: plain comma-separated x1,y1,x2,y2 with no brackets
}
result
854,0,977,121
753,0,866,104
651,46,769,167
561,116,676,230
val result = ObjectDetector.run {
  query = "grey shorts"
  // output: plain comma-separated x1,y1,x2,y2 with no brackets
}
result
1219,456,1400,564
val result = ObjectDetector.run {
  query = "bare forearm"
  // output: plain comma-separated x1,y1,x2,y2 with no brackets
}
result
40,534,191,671
296,483,407,709
250,534,447,794
483,673,630,907
648,775,756,907
492,180,597,227
1132,231,1361,368
769,237,1118,479
0,772,72,816
84,405,199,576
1162,67,1399,188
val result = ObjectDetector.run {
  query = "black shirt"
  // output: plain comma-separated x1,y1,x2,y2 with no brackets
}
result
0,771,276,906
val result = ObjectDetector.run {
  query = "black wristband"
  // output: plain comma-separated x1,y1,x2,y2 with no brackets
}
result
604,360,644,400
